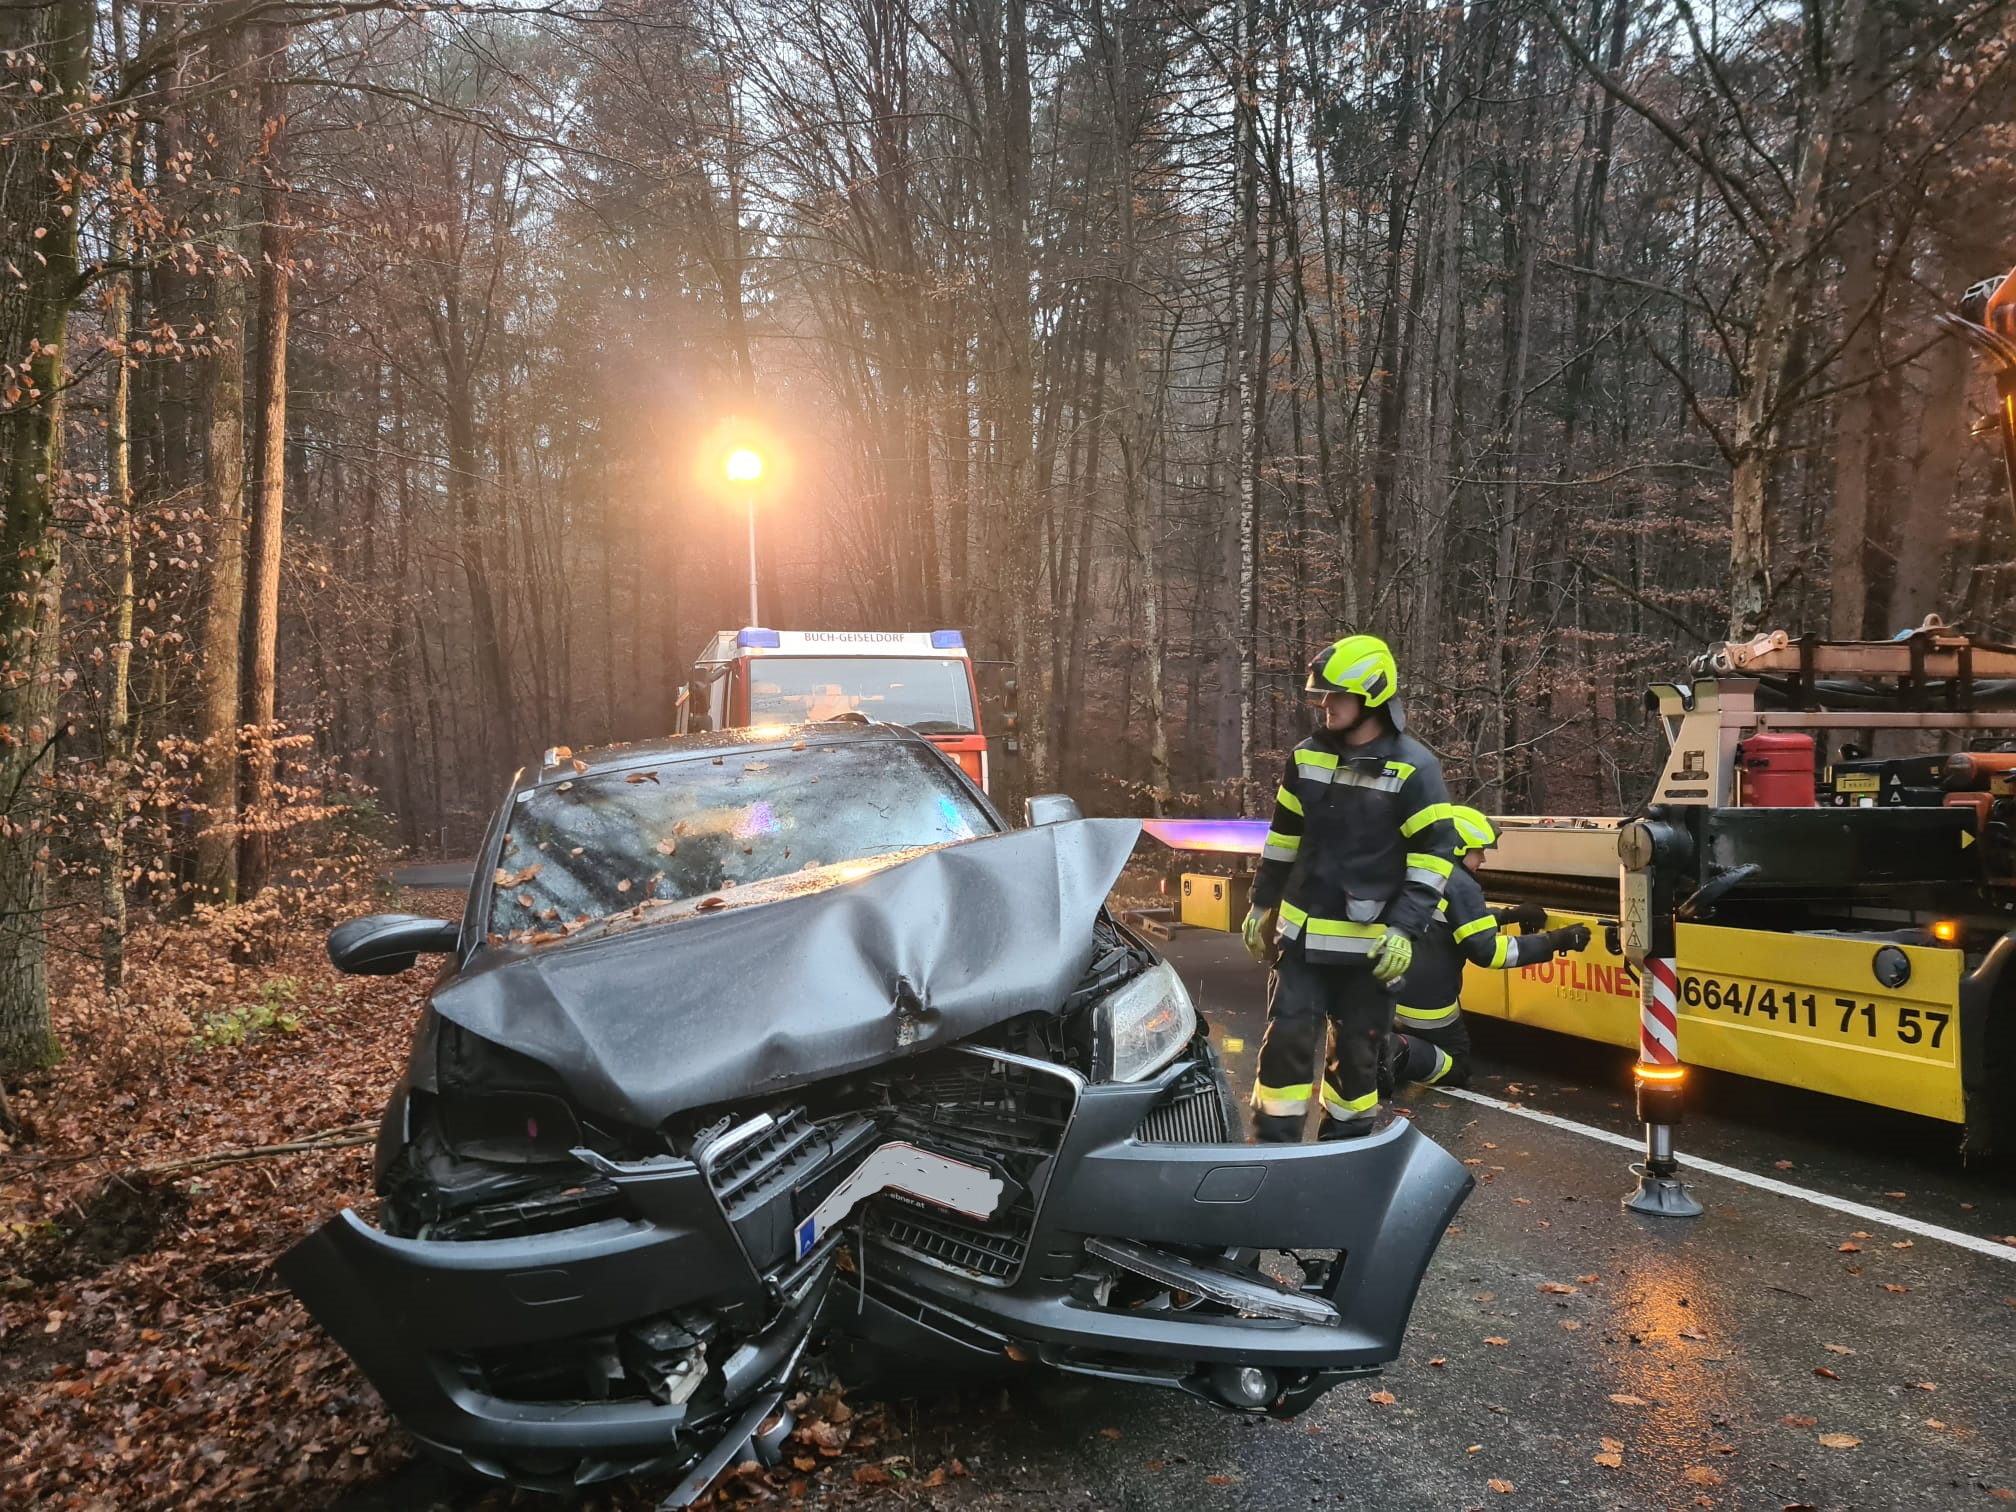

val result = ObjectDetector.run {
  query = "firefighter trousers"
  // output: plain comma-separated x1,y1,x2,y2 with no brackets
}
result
1252,947,1389,1142
1388,1013,1470,1089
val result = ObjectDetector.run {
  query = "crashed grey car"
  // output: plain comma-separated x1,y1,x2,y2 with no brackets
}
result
280,723,1472,1501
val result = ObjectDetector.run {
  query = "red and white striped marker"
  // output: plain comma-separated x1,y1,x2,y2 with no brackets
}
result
1639,957,1679,1066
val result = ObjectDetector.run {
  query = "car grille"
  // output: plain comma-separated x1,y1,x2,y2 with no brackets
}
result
1135,1063,1234,1144
704,1107,824,1221
872,1048,1077,1285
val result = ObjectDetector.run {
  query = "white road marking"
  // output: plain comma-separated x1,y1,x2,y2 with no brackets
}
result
1436,1085,2016,1264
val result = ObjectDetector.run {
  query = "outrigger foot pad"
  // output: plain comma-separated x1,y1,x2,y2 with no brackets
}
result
1623,1163,1704,1218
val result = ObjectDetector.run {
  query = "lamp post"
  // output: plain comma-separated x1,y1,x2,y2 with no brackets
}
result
725,447,764,625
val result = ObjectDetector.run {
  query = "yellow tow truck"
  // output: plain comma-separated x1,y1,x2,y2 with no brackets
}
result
1149,623,2016,1153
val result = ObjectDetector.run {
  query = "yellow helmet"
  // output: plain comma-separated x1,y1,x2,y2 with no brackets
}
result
1305,634,1398,706
1450,806,1497,855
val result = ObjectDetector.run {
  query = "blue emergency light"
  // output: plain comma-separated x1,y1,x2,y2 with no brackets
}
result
737,628,781,648
930,629,965,649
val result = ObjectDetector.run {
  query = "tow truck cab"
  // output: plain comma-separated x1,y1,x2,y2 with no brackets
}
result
681,628,993,790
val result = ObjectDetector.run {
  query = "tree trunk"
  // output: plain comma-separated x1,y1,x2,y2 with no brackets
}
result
101,20,138,990
1888,333,1969,631
240,28,290,898
0,0,91,1074
194,20,255,905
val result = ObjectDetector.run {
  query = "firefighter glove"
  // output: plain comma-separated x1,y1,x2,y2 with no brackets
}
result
1502,902,1550,933
1370,929,1414,983
1548,923,1593,956
1241,906,1277,963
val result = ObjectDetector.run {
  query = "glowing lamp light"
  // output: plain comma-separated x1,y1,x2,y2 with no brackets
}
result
725,447,765,483
1633,1064,1686,1083
1931,919,1961,944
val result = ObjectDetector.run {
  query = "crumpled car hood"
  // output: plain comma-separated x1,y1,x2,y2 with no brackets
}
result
428,817,1142,1127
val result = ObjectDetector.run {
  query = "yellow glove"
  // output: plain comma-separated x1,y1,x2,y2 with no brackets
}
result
1370,929,1414,983
1241,906,1277,963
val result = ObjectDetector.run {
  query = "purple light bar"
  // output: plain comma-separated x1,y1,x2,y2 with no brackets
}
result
1140,818,1269,855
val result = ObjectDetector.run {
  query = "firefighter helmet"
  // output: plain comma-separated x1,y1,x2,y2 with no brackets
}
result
1305,634,1399,708
1451,806,1498,856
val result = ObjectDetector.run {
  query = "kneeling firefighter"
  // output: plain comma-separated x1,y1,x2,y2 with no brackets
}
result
1240,635,1461,1141
1385,806,1592,1089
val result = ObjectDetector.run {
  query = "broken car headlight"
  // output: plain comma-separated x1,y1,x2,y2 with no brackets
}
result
1094,961,1197,1082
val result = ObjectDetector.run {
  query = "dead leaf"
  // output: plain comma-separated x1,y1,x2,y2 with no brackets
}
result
616,879,631,893
1837,1242,1861,1253
1577,1273,1601,1284
1206,1474,1236,1485
1488,1478,1515,1494
1367,1391,1396,1406
1601,1438,1624,1453
1883,1191,1907,1199
1484,1336,1510,1347
793,1456,816,1472
1466,1445,1482,1454
1851,1231,1871,1239
1883,1283,1910,1293
655,836,677,855
1609,1394,1648,1406
1814,1367,1840,1380
551,745,572,760
1816,1433,1861,1449
1892,1240,1914,1249
1428,1357,1447,1367
1592,1453,1622,1468
570,758,588,773
1824,1344,1854,1355
1473,1292,1496,1302
1915,1381,1937,1392
853,1465,893,1485
1560,1319,1583,1331
1684,1466,1726,1486
1774,1159,1795,1169
1991,1490,2015,1502
1782,1415,1817,1427
1100,1427,1122,1439
1679,1327,1709,1342
1144,1460,1166,1471
1538,1282,1578,1294
696,896,727,911
1924,1419,1947,1431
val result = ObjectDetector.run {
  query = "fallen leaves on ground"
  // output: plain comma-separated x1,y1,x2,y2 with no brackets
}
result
1099,1426,1122,1439
1537,1281,1577,1294
1824,1343,1854,1354
1609,1394,1649,1406
1487,1477,1515,1494
1837,1242,1862,1253
1775,1160,1795,1170
1816,1433,1862,1449
1883,1284,1911,1294
1484,1336,1510,1347
1814,1367,1841,1380
1367,1390,1396,1406
1592,1452,1622,1468
1684,1466,1726,1486
1427,1357,1447,1367
1560,1320,1583,1331
1782,1415,1818,1428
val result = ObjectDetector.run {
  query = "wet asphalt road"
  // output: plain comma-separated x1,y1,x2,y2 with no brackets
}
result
330,924,2016,1511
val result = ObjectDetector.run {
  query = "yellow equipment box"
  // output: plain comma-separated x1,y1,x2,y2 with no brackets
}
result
1180,873,1251,932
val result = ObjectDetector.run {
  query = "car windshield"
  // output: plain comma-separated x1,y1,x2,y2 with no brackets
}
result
745,657,976,734
489,738,989,941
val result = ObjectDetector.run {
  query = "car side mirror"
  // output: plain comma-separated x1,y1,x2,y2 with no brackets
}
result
328,913,461,975
1024,793,1082,827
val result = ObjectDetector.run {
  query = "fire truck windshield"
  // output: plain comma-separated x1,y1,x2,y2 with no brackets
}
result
746,656,976,734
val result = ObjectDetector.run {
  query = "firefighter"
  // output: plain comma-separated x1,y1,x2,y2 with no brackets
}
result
1385,806,1592,1089
1239,634,1461,1142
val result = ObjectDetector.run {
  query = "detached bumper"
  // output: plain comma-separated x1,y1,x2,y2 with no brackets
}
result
277,1155,770,1482
857,1064,1473,1377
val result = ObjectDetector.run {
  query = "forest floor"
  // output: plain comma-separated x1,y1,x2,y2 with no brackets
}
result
0,875,972,1511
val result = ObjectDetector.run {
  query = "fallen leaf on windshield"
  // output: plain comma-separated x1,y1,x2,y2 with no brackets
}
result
616,879,631,893
792,740,807,750
696,897,727,911
1538,1282,1577,1295
557,781,573,792
655,836,677,855
745,761,769,772
1816,1434,1860,1449
1824,1344,1854,1355
516,893,533,909
571,758,588,773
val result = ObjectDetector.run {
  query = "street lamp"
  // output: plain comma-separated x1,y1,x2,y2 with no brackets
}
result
724,447,765,625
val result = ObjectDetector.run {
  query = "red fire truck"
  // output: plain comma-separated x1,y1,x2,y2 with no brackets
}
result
680,628,996,790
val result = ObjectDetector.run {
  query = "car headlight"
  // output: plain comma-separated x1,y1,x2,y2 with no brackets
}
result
1095,961,1198,1083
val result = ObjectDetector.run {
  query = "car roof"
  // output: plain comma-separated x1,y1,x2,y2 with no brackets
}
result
517,721,938,792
